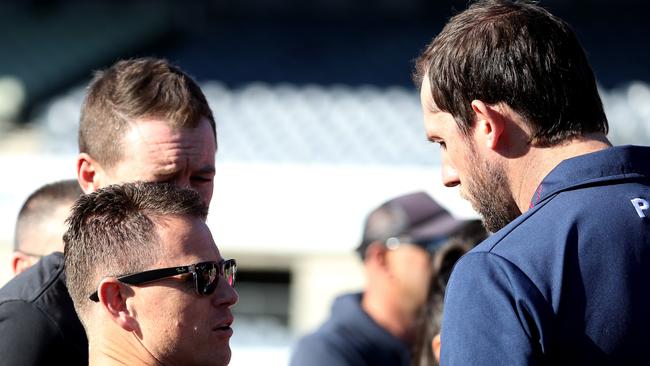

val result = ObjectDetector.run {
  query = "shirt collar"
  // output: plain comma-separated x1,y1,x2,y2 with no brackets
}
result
529,145,650,208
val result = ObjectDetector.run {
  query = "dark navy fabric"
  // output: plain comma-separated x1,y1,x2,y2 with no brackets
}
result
0,252,87,365
290,293,410,366
441,145,650,365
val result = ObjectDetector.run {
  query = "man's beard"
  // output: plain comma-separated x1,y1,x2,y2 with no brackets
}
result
463,150,521,233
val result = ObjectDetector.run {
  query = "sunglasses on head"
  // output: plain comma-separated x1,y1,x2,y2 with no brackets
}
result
89,259,237,302
385,236,448,255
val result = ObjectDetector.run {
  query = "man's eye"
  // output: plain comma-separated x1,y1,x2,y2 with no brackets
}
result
191,176,213,183
438,141,446,149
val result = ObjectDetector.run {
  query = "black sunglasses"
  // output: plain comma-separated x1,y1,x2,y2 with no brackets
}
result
89,259,237,302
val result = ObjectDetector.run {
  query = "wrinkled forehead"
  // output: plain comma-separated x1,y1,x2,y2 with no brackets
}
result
117,119,216,171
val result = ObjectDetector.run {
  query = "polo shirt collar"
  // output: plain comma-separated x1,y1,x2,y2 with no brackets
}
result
529,145,650,208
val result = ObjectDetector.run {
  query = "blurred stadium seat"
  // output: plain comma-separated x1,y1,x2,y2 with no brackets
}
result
35,81,650,164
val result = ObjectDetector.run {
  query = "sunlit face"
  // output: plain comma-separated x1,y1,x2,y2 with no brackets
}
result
104,117,216,207
130,216,238,366
420,76,476,194
420,76,519,232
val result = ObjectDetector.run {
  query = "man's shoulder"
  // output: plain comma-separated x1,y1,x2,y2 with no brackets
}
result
0,252,74,335
0,252,65,305
295,306,356,351
474,170,650,257
291,323,358,366
459,170,650,305
291,293,402,366
0,252,88,364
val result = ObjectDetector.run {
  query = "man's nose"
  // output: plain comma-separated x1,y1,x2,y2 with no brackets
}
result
213,279,239,307
441,154,460,187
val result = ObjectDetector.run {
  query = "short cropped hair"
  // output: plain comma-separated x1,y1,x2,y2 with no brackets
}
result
79,58,216,167
415,0,608,147
63,182,208,318
14,179,83,255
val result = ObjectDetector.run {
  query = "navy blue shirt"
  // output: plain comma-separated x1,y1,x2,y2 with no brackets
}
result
442,145,650,365
290,293,410,366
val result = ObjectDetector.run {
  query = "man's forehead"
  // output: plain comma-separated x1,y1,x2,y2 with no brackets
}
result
155,216,220,261
120,118,215,162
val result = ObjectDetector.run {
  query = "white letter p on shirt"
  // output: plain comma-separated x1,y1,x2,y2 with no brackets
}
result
631,198,649,218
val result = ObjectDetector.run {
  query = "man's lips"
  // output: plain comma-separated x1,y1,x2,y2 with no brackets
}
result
213,326,234,338
213,316,234,337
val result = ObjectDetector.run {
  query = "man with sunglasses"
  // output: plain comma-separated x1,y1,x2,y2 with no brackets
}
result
64,182,238,366
290,192,466,366
0,58,218,365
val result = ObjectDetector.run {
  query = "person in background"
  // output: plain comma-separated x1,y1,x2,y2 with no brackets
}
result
64,182,238,366
411,220,488,366
0,57,217,365
414,0,650,364
290,191,466,366
11,179,82,276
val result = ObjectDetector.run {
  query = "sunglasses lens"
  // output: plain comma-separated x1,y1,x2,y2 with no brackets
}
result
196,263,219,295
223,260,236,288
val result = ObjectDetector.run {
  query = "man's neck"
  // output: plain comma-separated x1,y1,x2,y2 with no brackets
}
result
510,133,611,212
89,330,161,366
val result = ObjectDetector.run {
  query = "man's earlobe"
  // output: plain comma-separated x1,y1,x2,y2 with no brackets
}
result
470,100,504,150
98,278,139,333
11,252,35,276
77,153,102,194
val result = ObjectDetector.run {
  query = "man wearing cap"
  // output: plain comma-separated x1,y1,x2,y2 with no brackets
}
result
290,192,465,366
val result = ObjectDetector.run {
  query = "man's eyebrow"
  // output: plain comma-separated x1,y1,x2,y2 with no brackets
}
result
426,135,439,143
196,165,216,175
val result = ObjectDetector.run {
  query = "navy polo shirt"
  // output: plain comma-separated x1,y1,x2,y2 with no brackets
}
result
290,293,410,366
441,145,650,365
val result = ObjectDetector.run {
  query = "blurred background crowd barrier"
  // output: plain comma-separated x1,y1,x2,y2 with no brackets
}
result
0,1,648,364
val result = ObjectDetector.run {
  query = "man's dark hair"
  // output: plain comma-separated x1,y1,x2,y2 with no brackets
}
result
79,57,216,167
414,0,608,147
63,182,208,318
14,179,83,254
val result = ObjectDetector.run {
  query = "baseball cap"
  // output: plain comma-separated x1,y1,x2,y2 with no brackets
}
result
356,191,464,258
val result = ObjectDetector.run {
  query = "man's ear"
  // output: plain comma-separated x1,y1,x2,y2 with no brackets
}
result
11,252,36,276
77,153,104,194
97,278,139,333
432,333,441,363
470,100,505,150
